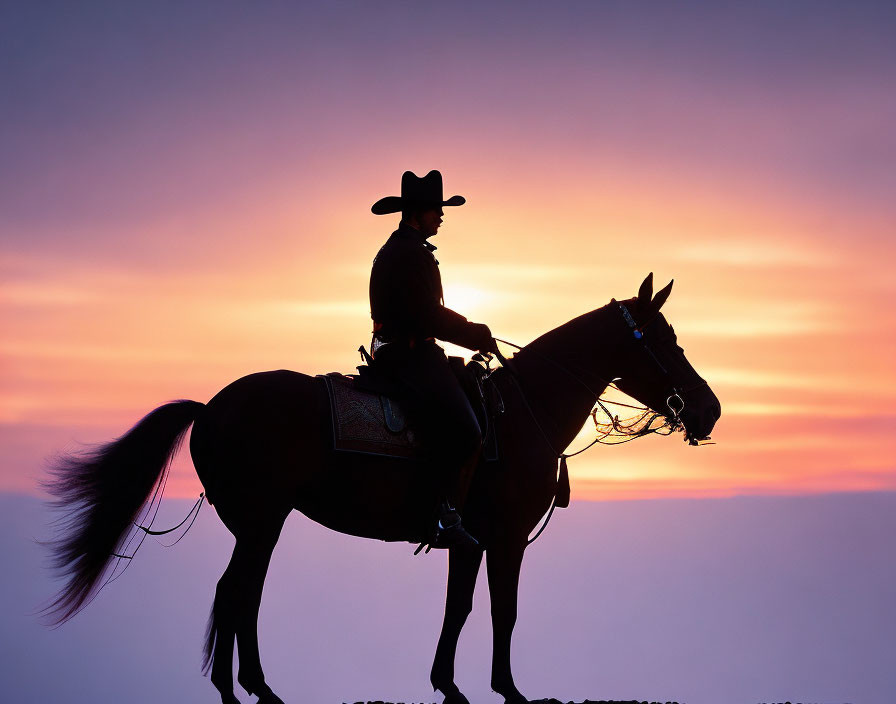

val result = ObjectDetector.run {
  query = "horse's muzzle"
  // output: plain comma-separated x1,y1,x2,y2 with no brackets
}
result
680,387,721,445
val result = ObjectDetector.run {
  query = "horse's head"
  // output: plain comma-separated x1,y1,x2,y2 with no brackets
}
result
611,273,721,445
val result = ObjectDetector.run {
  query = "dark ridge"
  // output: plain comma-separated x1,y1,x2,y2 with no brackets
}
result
344,700,681,704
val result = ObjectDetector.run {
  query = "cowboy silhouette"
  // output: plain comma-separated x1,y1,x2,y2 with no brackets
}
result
369,170,497,548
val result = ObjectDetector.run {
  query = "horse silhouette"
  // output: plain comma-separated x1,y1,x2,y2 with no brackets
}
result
43,274,720,704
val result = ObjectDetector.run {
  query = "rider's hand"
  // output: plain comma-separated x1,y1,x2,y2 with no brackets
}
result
471,324,498,354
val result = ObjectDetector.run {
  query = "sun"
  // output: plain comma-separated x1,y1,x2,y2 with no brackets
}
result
442,283,493,318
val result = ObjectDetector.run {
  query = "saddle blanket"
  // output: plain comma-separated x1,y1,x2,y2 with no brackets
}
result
321,373,422,458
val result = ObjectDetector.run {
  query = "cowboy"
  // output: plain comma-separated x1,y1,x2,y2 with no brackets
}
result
369,170,496,548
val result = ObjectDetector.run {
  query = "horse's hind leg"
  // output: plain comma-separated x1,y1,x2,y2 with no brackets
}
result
431,545,484,704
205,509,289,704
235,511,289,704
206,549,242,703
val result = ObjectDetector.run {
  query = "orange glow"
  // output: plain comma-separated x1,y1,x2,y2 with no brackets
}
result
4,61,895,501
5,177,894,503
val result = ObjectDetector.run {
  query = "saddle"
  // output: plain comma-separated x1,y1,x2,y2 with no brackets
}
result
320,353,502,461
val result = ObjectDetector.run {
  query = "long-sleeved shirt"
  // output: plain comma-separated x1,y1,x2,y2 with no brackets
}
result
369,222,487,351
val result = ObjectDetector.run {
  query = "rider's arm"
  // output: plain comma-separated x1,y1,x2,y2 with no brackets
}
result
428,305,493,352
395,245,493,352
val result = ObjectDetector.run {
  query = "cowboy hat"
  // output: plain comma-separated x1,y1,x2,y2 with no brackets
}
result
371,170,465,215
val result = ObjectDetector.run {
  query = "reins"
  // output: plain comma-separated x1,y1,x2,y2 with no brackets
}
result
492,338,607,545
491,303,695,545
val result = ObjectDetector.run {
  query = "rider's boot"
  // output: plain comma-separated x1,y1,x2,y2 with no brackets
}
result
432,499,478,548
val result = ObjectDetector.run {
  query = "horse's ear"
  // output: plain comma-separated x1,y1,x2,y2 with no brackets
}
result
637,273,653,306
651,279,674,314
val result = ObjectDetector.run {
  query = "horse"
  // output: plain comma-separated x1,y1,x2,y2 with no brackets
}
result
43,273,720,704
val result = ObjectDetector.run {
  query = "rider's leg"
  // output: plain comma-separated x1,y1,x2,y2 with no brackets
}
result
406,346,481,501
380,343,482,543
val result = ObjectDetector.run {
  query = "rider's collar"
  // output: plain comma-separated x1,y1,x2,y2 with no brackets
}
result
397,221,437,252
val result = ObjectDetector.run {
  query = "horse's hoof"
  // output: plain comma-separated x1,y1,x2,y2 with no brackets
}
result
256,686,286,704
258,694,286,704
501,695,528,704
493,684,528,704
238,678,285,704
442,691,471,704
437,682,471,704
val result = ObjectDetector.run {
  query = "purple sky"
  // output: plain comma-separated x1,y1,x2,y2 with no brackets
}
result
4,0,895,257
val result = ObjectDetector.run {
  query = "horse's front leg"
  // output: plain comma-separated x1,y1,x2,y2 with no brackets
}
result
486,539,528,704
431,544,484,704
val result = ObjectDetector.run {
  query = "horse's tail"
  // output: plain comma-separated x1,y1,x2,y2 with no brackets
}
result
41,400,205,625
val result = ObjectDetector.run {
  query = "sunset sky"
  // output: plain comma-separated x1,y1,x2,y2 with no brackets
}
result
3,4,896,704
3,0,895,503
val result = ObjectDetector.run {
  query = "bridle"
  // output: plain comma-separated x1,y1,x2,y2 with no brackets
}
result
497,301,703,433
615,300,708,434
491,301,708,543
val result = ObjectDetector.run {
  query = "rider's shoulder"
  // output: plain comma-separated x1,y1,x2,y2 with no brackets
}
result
380,229,428,257
373,232,417,270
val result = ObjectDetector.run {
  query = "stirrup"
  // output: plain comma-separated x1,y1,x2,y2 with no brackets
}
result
413,519,479,555
433,520,479,548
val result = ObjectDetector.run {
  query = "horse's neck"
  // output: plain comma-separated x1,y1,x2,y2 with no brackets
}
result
513,308,616,452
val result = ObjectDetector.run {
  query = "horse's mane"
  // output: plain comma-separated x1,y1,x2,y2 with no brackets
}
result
519,298,626,360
